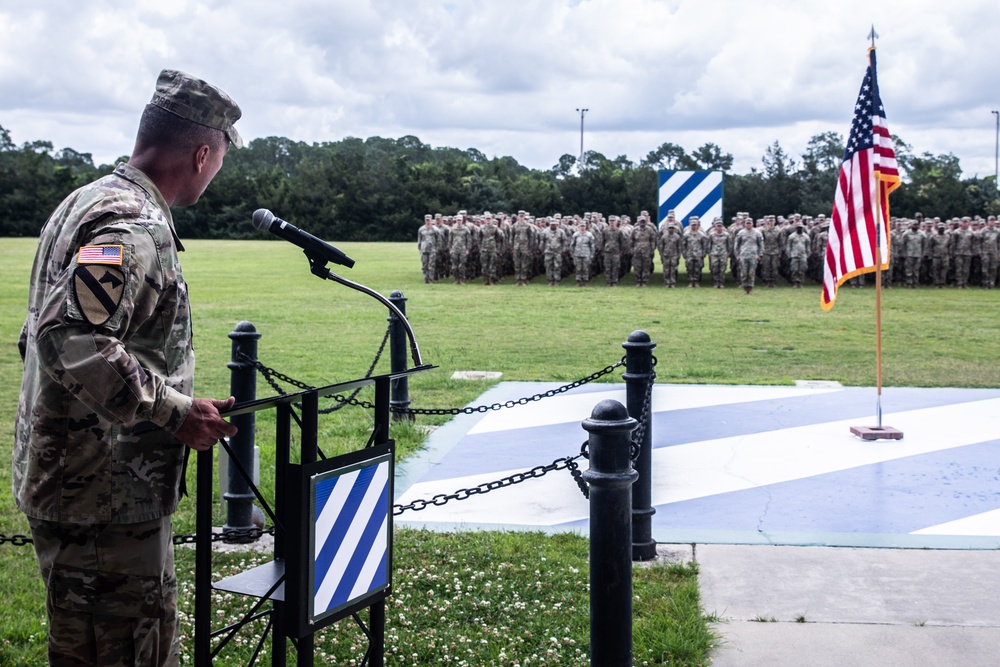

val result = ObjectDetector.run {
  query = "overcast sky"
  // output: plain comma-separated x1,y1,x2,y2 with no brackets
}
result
1,0,997,178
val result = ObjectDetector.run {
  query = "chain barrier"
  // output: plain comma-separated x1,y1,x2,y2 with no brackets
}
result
393,452,590,515
1,527,276,548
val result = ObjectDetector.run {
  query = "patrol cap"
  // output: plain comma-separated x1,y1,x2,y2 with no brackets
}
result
150,69,243,148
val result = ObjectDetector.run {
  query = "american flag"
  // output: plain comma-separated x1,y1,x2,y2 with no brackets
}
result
78,245,123,265
821,48,900,310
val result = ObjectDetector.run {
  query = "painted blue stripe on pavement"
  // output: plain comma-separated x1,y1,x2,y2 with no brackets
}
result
556,439,1000,535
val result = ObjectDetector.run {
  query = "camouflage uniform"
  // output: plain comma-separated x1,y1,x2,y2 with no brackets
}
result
417,217,439,282
630,218,657,286
449,218,472,283
14,69,242,667
602,219,624,286
951,220,974,288
511,215,534,285
658,224,683,287
786,225,810,288
479,217,504,285
571,225,595,285
928,224,951,287
682,220,709,287
735,222,764,293
541,221,566,285
979,219,999,288
900,224,925,287
706,221,732,288
760,221,782,287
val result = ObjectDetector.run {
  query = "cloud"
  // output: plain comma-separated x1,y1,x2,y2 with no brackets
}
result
1,0,997,178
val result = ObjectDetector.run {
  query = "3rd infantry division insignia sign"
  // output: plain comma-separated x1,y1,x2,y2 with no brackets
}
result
74,245,125,326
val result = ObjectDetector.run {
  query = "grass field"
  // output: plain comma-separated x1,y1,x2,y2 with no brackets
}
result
2,237,999,665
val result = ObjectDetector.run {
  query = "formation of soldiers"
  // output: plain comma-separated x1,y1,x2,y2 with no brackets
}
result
416,210,1000,292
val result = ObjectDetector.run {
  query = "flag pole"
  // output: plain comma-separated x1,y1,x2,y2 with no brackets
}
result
874,171,884,429
849,31,903,441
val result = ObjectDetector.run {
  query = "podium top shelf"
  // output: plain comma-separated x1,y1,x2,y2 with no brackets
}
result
221,365,436,418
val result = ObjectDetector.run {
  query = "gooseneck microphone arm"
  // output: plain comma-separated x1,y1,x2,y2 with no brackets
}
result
252,208,424,368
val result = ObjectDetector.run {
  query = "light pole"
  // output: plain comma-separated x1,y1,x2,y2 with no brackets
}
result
576,108,588,167
992,110,999,189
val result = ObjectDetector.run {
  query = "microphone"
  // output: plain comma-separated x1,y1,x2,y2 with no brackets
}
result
252,208,355,269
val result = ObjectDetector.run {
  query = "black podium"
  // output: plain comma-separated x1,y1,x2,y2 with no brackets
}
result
195,366,433,667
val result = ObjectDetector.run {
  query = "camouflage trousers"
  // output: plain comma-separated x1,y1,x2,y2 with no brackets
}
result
544,252,562,283
28,516,179,667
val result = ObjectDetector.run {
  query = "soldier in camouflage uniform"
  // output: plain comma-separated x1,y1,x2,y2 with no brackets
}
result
478,213,504,285
706,219,732,288
786,223,810,288
602,216,625,286
928,222,951,287
511,212,535,285
658,221,683,287
449,211,472,283
900,221,926,288
682,217,709,287
980,216,999,288
14,70,241,667
735,217,764,294
951,217,974,288
630,215,657,286
541,218,566,285
417,214,440,283
571,222,595,286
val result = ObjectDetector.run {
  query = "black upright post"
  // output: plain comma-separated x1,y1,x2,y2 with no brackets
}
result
388,291,412,422
622,330,657,561
583,399,637,667
224,321,261,541
195,449,213,667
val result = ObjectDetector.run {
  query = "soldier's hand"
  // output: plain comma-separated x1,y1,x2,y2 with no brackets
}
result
175,397,238,451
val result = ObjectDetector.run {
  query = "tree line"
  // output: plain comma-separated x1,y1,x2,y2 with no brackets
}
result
1,123,997,241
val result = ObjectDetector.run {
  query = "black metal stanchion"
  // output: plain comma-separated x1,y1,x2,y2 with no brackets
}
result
388,290,412,421
623,330,657,561
224,321,261,541
583,399,638,667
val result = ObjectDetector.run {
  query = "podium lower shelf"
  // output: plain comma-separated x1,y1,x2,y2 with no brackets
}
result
214,559,285,601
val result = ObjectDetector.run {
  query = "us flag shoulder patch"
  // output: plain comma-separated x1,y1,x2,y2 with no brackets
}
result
78,245,123,266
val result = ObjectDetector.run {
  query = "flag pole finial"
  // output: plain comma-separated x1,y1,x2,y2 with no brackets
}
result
868,25,879,48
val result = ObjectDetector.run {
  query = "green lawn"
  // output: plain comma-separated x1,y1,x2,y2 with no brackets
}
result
2,238,999,665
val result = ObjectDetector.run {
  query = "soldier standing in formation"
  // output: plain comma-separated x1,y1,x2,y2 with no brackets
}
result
571,222,595,286
682,217,709,287
630,214,657,287
735,217,764,294
448,210,472,284
786,223,810,288
511,212,535,286
603,216,625,286
479,212,504,285
706,219,732,288
541,217,566,286
417,214,440,283
658,220,683,287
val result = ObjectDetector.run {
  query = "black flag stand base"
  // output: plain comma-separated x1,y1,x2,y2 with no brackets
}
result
850,425,904,441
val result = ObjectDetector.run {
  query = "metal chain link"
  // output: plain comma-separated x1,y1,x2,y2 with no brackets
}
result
0,533,33,547
393,453,588,515
630,356,658,460
1,527,276,548
395,358,626,416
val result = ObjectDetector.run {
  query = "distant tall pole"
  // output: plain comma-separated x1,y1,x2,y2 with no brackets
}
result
992,110,999,189
576,108,588,166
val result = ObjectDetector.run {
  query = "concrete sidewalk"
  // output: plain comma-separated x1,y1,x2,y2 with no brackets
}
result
697,544,1000,666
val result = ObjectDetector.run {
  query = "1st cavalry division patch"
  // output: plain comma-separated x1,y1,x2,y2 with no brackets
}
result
74,245,126,325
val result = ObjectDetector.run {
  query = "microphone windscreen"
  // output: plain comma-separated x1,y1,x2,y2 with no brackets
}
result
252,208,274,231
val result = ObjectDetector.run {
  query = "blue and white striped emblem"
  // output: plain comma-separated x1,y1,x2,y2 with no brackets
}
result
658,170,724,228
311,456,391,620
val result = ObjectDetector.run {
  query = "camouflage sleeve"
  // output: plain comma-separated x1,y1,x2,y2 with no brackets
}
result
34,224,193,432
